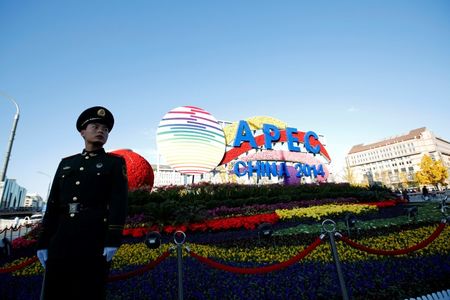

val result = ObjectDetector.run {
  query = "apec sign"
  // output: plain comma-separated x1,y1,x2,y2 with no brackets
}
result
233,120,321,154
221,119,330,181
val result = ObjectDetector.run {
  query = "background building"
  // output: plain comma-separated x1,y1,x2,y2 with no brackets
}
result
23,193,44,209
345,127,450,188
0,178,27,208
152,164,184,187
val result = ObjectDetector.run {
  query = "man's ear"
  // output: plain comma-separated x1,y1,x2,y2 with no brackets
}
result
80,129,86,138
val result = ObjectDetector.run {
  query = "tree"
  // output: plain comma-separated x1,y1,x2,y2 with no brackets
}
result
342,165,357,185
399,171,409,188
415,154,449,189
381,170,391,186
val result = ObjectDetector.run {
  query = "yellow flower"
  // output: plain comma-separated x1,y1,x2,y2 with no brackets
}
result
276,204,377,221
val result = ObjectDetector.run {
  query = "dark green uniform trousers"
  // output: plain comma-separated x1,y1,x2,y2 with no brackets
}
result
42,256,110,300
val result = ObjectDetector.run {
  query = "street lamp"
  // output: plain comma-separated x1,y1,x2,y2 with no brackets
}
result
345,213,357,237
37,171,52,201
405,206,418,221
0,92,20,182
145,231,162,249
257,222,273,239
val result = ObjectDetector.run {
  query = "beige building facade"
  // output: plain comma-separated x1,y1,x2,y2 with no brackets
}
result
345,127,450,188
24,193,44,209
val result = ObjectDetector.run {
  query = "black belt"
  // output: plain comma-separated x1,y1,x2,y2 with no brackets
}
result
61,203,105,215
69,203,82,214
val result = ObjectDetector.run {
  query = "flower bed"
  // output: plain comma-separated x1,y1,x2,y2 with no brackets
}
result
2,254,449,300
275,203,378,221
1,200,448,299
205,197,358,218
123,200,396,236
11,237,37,249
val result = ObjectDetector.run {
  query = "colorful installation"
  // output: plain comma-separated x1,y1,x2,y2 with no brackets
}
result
219,116,331,183
156,106,226,175
156,108,331,183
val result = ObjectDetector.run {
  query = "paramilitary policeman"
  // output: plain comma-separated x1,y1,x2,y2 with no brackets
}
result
37,106,128,300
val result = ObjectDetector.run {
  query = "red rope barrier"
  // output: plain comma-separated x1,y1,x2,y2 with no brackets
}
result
0,256,38,274
107,250,171,282
338,222,447,256
189,236,323,274
0,226,16,234
0,224,32,234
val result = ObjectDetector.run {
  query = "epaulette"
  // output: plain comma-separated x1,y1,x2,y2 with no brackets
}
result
108,152,122,157
61,153,79,160
107,152,125,160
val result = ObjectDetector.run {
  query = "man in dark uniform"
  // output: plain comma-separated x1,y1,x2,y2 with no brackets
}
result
37,106,128,300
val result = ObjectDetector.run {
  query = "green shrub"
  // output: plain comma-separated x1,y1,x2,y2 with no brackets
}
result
127,183,395,225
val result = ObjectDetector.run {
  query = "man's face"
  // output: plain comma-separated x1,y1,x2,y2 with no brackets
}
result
81,122,109,146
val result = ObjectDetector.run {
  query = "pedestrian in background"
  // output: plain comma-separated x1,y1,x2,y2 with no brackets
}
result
37,106,128,300
402,189,410,202
422,185,429,201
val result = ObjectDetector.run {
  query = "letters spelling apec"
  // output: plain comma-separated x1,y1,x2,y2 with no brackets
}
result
231,120,326,179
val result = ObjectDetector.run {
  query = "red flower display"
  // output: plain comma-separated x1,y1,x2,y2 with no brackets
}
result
110,149,154,191
359,200,397,208
123,213,280,237
12,237,37,249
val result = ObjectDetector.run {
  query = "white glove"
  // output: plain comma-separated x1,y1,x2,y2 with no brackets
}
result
37,249,48,268
103,247,118,262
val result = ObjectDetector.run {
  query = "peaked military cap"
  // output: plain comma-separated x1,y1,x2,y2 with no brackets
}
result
76,106,114,132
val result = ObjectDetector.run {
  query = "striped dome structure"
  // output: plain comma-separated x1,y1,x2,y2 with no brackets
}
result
156,106,226,175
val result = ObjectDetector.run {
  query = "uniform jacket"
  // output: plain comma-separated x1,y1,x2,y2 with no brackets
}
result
37,148,128,259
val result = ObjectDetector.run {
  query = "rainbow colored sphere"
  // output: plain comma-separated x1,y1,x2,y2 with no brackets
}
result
156,106,226,175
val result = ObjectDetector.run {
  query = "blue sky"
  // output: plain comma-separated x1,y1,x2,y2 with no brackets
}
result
1,0,449,198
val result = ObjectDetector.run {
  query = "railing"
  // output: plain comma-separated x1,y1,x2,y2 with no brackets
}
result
0,223,36,241
0,207,42,219
407,289,450,300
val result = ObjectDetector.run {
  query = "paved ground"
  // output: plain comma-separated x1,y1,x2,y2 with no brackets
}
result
407,191,449,203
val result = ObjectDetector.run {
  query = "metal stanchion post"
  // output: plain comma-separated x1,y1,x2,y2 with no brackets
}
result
40,272,46,300
177,243,183,300
322,219,349,300
174,231,186,300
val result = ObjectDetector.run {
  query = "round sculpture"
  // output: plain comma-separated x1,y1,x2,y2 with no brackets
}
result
156,106,226,175
110,149,154,191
